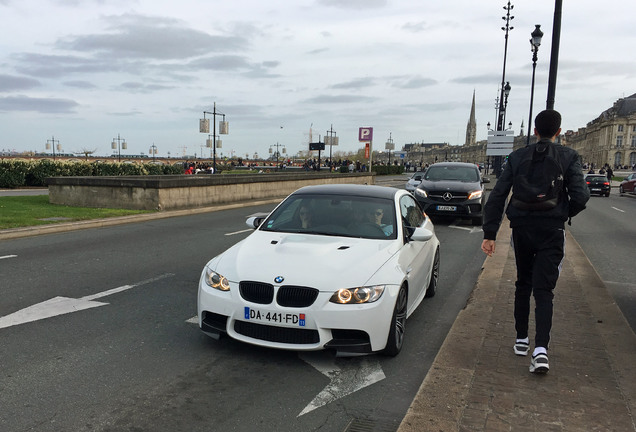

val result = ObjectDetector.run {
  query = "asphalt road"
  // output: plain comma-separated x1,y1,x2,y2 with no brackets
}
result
0,198,485,432
567,191,636,331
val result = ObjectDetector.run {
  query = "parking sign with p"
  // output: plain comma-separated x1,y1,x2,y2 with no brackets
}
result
358,127,373,142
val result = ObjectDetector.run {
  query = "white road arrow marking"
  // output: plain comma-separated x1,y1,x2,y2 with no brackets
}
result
448,222,481,233
0,254,18,260
0,273,174,330
298,352,386,416
185,319,386,414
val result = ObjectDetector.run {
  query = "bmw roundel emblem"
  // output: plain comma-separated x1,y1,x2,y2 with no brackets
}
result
274,276,284,283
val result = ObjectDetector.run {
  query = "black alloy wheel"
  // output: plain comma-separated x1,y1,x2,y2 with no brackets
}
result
383,284,408,356
425,248,440,298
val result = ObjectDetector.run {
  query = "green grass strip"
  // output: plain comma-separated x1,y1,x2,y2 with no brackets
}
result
0,195,153,229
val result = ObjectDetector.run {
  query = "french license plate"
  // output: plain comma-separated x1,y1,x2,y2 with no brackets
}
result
591,188,601,191
437,205,457,211
244,307,306,326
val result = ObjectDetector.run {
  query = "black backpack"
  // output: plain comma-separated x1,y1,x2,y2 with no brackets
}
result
509,142,564,211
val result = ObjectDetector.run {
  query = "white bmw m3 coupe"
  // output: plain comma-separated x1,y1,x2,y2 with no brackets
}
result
198,184,440,356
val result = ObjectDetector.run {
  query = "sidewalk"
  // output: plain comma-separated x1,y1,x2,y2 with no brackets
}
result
398,195,636,431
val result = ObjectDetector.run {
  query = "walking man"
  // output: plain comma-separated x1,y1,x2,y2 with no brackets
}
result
481,110,590,373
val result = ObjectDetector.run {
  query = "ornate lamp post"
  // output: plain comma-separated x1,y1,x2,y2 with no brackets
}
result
149,143,158,161
111,134,127,162
200,102,229,174
269,142,286,169
45,136,60,161
325,124,338,171
385,132,395,167
494,1,514,178
527,24,544,146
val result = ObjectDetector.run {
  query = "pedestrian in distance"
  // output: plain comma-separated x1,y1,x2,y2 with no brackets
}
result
481,109,590,374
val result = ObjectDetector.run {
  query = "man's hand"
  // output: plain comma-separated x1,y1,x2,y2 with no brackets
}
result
481,239,496,257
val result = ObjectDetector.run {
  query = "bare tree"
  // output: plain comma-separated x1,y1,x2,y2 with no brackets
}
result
75,148,98,161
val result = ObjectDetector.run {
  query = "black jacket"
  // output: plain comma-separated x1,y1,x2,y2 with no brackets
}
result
483,139,590,240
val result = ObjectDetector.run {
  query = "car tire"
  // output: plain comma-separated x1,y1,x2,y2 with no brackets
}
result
619,185,624,195
605,192,610,197
471,216,483,226
383,284,407,357
424,248,440,298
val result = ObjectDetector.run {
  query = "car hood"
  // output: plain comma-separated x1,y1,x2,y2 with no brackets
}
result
209,230,399,289
418,179,481,192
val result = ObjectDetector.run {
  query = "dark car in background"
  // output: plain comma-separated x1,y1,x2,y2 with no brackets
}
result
414,162,489,226
585,174,611,197
619,173,636,195
405,171,425,192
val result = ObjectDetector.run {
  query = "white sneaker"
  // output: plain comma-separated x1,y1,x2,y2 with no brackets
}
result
529,353,549,374
514,341,529,356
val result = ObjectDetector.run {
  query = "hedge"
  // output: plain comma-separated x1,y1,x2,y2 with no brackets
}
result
0,159,183,189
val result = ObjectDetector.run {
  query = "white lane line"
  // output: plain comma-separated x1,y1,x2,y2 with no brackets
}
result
81,273,174,301
0,255,18,260
611,206,625,213
0,273,175,329
225,229,252,236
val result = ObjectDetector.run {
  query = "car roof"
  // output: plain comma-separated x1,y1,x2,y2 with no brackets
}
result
292,183,400,200
429,162,478,169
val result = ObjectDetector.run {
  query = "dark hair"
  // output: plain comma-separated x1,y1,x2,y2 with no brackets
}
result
534,109,561,138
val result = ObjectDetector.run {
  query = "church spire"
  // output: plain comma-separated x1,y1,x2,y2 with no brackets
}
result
465,90,477,146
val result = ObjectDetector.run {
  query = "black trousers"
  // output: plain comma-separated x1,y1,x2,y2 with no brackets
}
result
511,225,565,349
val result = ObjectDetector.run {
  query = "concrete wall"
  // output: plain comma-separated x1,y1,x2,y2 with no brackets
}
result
47,173,375,210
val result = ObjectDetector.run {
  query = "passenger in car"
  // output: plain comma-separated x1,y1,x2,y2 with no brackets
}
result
366,207,393,236
298,205,313,229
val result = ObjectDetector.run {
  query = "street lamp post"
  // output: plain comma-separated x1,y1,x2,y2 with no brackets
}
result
149,143,157,161
269,142,286,169
200,102,229,174
111,134,127,162
385,132,395,168
45,136,60,161
325,125,338,171
494,1,514,178
527,24,544,146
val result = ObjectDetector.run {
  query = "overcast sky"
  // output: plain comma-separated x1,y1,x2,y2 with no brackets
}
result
0,0,634,159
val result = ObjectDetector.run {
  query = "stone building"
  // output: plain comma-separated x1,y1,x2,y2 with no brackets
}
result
401,93,636,170
564,93,636,169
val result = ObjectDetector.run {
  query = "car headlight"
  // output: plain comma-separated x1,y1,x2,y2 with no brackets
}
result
330,286,385,304
415,188,428,198
204,267,230,291
467,190,483,200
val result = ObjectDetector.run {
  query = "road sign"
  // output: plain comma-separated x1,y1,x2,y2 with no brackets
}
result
486,130,514,156
359,127,373,142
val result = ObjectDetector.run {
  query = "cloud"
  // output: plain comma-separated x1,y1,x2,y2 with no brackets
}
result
63,80,97,89
391,76,437,89
305,94,377,104
116,82,175,93
0,74,41,92
0,95,79,113
13,53,114,78
401,21,431,33
55,14,249,60
317,0,387,9
330,77,376,89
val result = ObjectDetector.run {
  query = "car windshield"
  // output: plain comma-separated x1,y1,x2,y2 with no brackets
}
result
587,175,606,181
424,165,480,182
260,194,397,240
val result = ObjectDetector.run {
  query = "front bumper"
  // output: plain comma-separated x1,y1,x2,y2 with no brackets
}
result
197,277,400,355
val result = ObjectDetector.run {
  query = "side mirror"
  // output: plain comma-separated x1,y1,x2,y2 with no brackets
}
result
409,226,434,242
246,216,265,229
